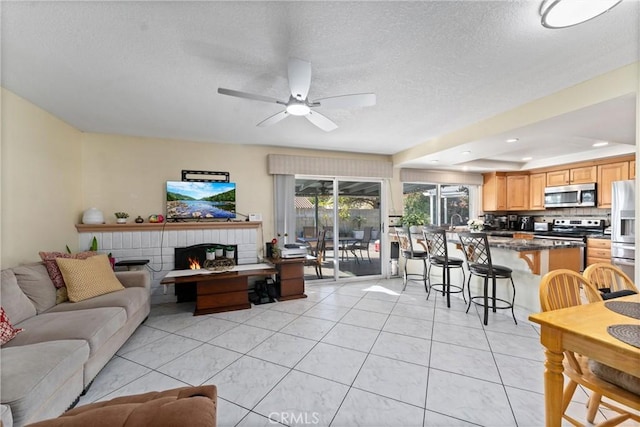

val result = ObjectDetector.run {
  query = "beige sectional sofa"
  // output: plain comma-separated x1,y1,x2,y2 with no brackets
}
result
0,262,150,427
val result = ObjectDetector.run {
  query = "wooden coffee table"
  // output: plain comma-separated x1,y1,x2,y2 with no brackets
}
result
161,264,277,315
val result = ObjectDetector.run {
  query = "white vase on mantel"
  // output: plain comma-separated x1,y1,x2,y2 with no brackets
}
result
82,208,104,224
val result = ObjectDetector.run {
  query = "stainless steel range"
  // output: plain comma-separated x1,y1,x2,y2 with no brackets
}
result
534,218,607,272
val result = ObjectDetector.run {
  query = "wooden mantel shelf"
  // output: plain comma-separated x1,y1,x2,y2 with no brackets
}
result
76,221,262,232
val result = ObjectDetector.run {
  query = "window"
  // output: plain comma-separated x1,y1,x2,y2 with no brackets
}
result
402,183,478,227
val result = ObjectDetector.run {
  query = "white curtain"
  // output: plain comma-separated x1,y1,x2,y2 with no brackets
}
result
274,174,296,246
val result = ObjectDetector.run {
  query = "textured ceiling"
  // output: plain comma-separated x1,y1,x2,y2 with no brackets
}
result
1,1,638,170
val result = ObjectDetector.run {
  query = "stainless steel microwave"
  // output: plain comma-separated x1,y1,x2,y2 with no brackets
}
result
544,183,596,208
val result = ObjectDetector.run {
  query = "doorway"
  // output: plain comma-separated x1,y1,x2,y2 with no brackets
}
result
295,177,383,281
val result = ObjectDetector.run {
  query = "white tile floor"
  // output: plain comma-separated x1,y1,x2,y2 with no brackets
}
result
79,278,636,426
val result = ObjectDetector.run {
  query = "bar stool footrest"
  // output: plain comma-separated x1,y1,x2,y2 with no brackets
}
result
469,296,514,310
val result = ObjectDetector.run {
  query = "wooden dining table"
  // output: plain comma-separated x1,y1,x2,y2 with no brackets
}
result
528,294,640,427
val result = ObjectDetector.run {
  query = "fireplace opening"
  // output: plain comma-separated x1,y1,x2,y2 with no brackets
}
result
173,243,238,302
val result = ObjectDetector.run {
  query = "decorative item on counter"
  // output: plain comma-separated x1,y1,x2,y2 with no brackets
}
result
148,214,165,223
225,246,235,259
214,245,224,258
203,257,235,272
467,218,484,231
114,212,129,224
82,208,105,224
135,216,144,223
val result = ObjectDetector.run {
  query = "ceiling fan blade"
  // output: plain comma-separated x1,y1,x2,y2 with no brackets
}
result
218,88,285,105
257,110,288,127
305,111,338,132
288,58,311,101
314,93,376,109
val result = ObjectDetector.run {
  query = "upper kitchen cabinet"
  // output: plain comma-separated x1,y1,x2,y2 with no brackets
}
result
506,174,530,211
529,173,546,211
546,166,597,186
631,160,636,179
597,161,629,208
482,172,506,211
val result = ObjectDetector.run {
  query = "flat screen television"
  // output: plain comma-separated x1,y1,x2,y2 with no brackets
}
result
166,181,236,220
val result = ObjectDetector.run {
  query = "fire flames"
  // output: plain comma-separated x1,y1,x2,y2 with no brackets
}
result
188,257,201,270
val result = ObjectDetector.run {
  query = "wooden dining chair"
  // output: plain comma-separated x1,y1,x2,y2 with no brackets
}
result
539,269,640,427
583,263,638,301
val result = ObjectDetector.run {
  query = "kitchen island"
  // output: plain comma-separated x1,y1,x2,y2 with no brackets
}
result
441,234,585,315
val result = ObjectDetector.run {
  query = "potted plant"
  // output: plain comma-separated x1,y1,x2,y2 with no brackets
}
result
114,212,129,224
352,215,367,239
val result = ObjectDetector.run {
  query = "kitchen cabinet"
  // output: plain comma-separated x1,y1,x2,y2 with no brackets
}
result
482,172,506,211
506,174,529,210
546,166,596,186
597,162,629,208
546,170,569,187
630,160,636,179
586,238,611,266
529,173,546,210
570,166,597,184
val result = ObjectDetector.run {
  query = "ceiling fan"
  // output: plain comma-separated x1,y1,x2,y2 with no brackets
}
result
217,58,376,132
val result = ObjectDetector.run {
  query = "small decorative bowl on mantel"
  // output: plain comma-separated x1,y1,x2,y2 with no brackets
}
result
114,212,130,224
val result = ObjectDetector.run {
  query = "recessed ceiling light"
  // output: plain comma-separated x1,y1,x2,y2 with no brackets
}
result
522,157,533,161
506,138,519,143
593,141,609,147
462,150,471,155
431,160,439,163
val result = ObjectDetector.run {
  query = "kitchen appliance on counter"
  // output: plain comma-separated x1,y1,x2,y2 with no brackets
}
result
611,180,635,280
518,216,534,231
534,222,552,232
533,218,607,272
496,216,508,230
508,214,518,230
544,183,597,208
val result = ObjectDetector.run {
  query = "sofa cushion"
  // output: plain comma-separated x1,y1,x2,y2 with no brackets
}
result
13,263,57,314
0,307,23,345
26,386,217,427
38,251,97,289
5,308,126,358
1,340,89,426
46,287,149,319
1,269,37,324
56,255,124,302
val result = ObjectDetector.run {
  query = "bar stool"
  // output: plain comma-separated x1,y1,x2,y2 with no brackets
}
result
457,232,517,325
395,227,429,292
422,227,466,308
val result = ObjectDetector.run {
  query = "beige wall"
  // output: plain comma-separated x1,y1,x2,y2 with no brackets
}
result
0,87,398,268
1,89,83,267
80,133,396,243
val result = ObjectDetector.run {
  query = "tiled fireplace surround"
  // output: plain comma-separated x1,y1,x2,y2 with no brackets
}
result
77,223,260,304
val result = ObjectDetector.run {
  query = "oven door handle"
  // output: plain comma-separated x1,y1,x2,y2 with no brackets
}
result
612,258,635,267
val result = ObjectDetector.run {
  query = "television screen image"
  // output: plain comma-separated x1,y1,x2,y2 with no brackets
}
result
166,181,236,220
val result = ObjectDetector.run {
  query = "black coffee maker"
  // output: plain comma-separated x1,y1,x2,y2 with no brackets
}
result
518,216,534,231
508,215,518,230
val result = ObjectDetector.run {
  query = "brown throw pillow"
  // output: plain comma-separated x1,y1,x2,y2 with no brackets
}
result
39,251,97,289
56,255,124,302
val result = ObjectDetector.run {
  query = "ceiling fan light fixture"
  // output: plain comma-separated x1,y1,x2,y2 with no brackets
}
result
286,103,311,116
540,0,622,29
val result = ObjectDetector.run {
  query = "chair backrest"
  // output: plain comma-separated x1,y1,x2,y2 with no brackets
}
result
361,226,373,243
314,230,327,261
422,227,448,261
539,269,602,312
457,232,492,268
583,263,638,295
395,227,419,255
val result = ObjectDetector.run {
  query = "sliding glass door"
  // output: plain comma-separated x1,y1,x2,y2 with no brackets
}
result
295,177,382,280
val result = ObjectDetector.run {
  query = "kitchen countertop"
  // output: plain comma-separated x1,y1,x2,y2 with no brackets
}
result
447,233,585,252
